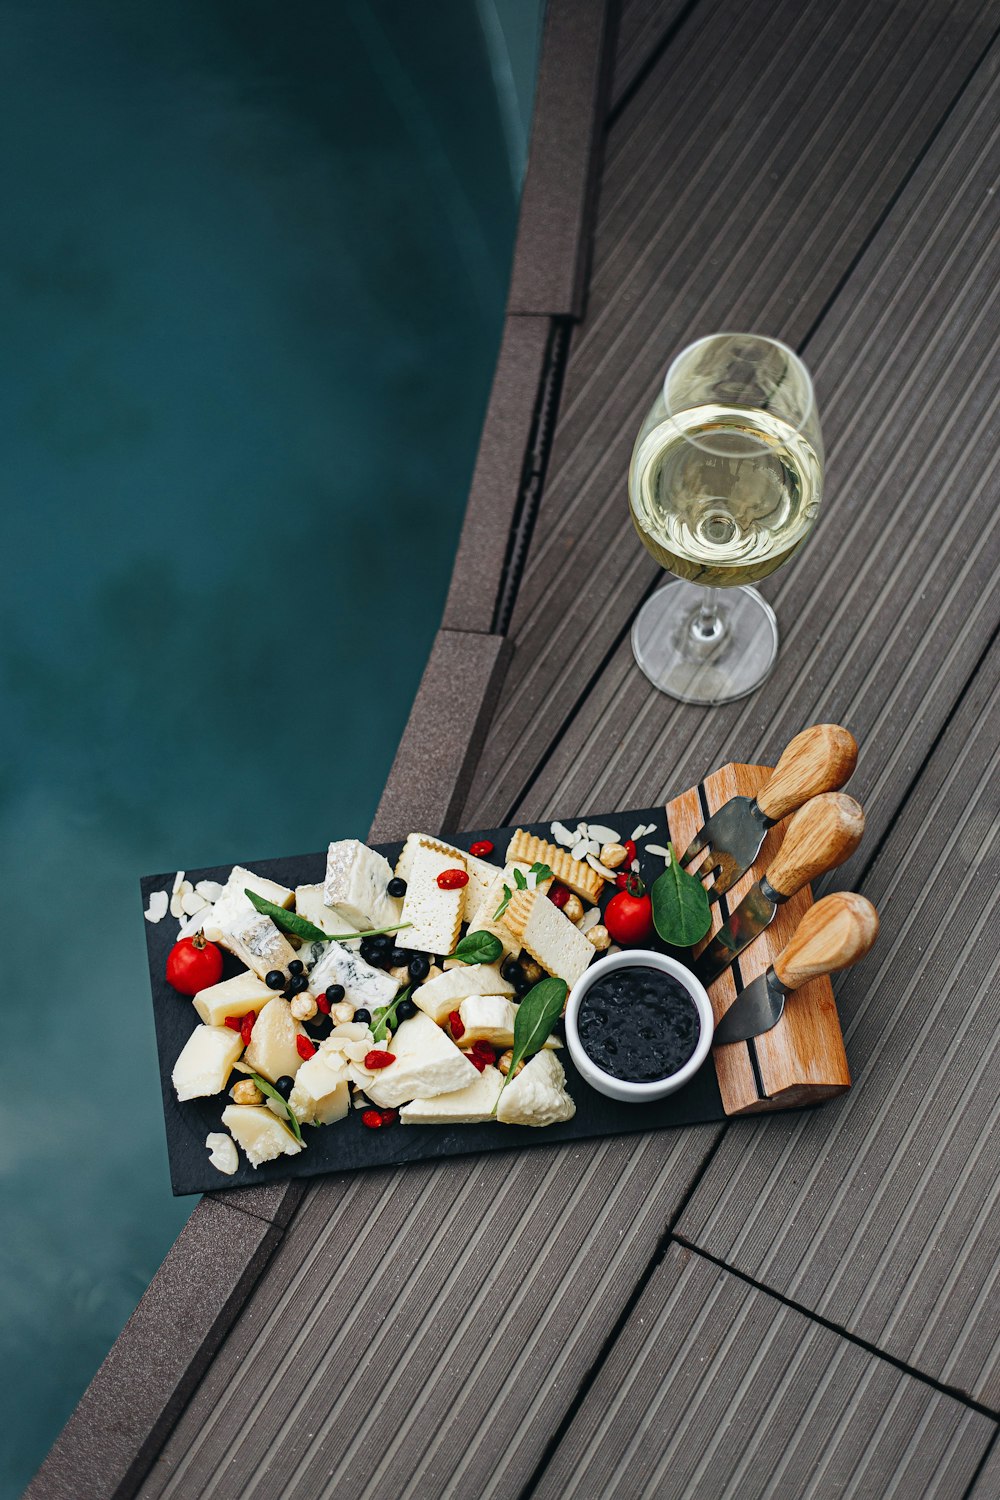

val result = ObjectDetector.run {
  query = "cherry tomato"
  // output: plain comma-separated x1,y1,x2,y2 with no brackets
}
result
166,934,224,995
437,868,469,890
548,883,570,908
603,878,654,946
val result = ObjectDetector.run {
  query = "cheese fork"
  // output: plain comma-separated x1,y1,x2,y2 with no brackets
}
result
713,890,879,1045
683,724,857,902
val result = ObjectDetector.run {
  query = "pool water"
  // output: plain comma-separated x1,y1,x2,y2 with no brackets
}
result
0,1,541,1491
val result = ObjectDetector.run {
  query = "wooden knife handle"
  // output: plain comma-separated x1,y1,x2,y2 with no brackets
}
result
773,891,879,990
755,724,858,821
764,792,865,899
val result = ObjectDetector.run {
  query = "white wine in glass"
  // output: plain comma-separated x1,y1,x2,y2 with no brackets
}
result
628,333,823,703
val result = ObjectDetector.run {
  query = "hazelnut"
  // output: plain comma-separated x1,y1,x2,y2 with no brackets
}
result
290,993,318,1021
497,1049,524,1077
424,964,443,982
586,924,611,952
389,964,411,984
332,1000,355,1024
520,958,545,984
562,893,585,923
231,1079,263,1106
600,842,628,869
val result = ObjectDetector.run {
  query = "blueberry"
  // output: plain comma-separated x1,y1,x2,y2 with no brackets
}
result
325,984,346,1004
265,970,285,991
288,959,304,977
389,947,409,967
274,1075,294,1100
501,959,521,985
353,1008,371,1025
513,970,532,996
407,954,430,982
387,877,407,898
397,997,417,1021
289,974,309,994
360,938,381,965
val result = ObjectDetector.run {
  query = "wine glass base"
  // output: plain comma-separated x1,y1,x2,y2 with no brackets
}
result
631,580,779,705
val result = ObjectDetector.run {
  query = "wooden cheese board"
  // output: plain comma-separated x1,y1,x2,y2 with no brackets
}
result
144,771,851,1195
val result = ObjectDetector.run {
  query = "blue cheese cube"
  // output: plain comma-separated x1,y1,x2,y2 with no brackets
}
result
309,940,398,1009
323,840,402,931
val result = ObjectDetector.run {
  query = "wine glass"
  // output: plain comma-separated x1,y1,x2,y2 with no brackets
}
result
628,333,823,704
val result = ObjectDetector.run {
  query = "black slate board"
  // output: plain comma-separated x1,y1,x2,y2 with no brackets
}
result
143,809,728,1195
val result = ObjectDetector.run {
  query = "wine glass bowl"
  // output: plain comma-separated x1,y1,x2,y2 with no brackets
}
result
628,333,823,704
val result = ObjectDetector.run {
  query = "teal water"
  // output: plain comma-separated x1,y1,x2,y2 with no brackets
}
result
0,2,541,1492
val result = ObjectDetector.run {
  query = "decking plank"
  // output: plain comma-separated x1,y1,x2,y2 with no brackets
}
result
675,639,1000,1405
530,1245,995,1500
611,0,691,109
136,1129,720,1498
467,0,999,823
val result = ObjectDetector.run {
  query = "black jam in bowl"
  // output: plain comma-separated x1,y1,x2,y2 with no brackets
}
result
577,965,701,1083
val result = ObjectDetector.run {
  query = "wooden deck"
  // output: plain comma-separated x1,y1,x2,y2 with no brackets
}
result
30,1,1000,1495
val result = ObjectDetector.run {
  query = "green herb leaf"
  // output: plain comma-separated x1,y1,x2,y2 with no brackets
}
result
513,869,527,890
371,985,412,1044
450,930,503,966
249,1071,304,1144
650,843,711,948
244,890,410,946
530,862,554,884
493,883,513,921
494,976,567,1111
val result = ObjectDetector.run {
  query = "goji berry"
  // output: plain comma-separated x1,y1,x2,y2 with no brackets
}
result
437,868,469,890
364,1049,395,1069
224,1015,243,1032
241,1012,256,1046
380,1108,398,1126
296,1035,317,1060
623,839,637,864
615,871,631,889
468,1053,487,1072
471,1041,496,1064
469,840,494,858
361,1108,384,1129
449,1009,465,1039
316,992,331,1014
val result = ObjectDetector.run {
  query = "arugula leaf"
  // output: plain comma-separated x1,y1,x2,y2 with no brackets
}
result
371,985,412,1044
244,890,410,946
650,843,711,947
493,863,553,921
493,976,567,1111
450,930,503,966
249,1071,304,1144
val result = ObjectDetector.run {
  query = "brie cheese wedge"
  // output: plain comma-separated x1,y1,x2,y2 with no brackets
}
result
172,1024,244,1101
192,970,272,1027
309,941,398,1009
242,997,308,1083
222,1105,304,1167
203,865,294,943
496,1050,575,1127
400,1064,503,1124
323,839,402,931
363,1011,479,1108
412,962,514,1024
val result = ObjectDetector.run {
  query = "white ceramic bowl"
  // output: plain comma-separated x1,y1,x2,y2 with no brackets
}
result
565,949,714,1103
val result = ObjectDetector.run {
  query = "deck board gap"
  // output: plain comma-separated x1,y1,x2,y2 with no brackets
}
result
607,0,706,127
672,1235,1000,1422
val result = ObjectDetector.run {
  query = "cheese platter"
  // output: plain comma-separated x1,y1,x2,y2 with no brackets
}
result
143,733,878,1195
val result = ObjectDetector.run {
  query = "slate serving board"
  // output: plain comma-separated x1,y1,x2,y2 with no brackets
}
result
143,808,728,1195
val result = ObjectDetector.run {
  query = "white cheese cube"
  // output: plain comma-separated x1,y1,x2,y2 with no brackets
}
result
203,865,294,943
192,970,272,1027
289,1050,350,1126
172,1024,244,1102
457,996,518,1049
363,1012,479,1108
412,962,515,1024
242,997,308,1083
503,888,594,987
323,840,402,931
400,1065,503,1124
395,834,498,919
228,916,298,982
496,1050,575,1127
309,941,398,1009
399,846,465,956
295,884,361,947
221,1105,304,1167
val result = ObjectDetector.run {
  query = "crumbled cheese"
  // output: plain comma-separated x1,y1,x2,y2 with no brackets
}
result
144,890,169,923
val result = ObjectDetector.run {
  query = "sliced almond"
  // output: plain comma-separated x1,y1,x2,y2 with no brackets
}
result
181,890,208,915
144,890,169,923
586,823,620,844
586,854,620,882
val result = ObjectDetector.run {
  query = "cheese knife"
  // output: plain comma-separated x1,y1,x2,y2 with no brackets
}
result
682,724,858,902
694,792,865,988
713,890,879,1045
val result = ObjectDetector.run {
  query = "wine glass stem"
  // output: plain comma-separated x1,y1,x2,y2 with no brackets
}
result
693,586,724,644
